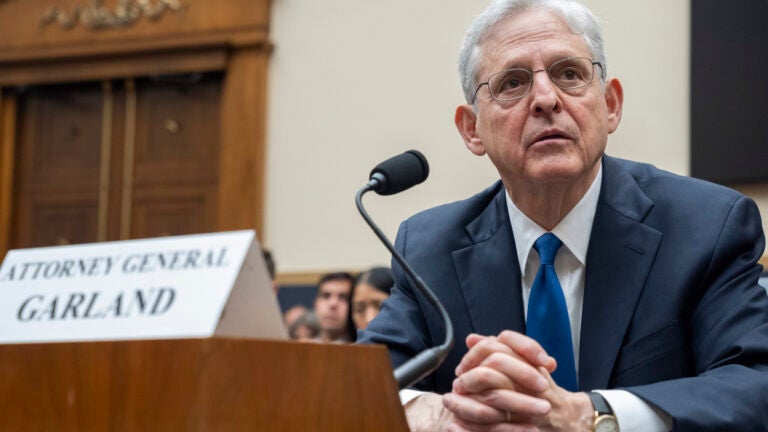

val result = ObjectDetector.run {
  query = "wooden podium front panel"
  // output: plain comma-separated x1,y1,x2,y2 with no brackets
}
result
0,338,410,431
203,339,410,432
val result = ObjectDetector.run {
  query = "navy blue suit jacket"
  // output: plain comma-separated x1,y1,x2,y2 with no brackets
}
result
359,155,768,431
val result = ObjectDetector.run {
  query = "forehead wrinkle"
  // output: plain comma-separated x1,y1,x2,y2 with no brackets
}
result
476,11,590,78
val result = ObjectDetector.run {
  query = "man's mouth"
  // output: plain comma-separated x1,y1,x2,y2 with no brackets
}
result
531,129,571,145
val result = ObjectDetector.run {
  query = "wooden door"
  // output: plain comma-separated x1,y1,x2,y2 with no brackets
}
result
9,72,223,248
0,0,271,258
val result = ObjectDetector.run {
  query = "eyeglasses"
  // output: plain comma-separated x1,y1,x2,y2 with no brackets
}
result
471,56,603,104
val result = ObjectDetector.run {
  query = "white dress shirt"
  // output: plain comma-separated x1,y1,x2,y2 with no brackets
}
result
505,166,670,432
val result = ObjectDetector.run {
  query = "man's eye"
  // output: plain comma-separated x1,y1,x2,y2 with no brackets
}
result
492,70,529,95
503,78,522,89
558,67,581,81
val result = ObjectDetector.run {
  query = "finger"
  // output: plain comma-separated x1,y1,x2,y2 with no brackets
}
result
471,388,551,418
458,353,549,394
457,337,517,376
453,365,514,394
497,331,556,372
466,333,490,349
448,417,540,432
443,392,506,424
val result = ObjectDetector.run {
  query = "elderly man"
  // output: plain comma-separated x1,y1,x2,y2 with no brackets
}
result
358,0,768,431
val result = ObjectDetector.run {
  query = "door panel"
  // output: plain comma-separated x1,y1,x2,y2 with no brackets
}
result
130,185,217,239
133,74,221,186
13,82,103,248
10,73,223,249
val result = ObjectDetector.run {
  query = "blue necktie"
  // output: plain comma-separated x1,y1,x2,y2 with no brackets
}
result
526,233,578,391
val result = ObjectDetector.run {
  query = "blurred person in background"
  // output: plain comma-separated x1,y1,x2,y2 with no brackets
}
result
288,309,320,341
349,267,394,336
313,272,355,343
283,304,309,328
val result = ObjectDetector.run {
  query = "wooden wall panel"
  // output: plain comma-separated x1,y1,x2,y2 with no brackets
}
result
0,0,269,59
0,91,16,255
218,47,268,237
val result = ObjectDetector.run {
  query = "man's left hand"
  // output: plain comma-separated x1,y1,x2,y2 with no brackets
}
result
442,331,594,432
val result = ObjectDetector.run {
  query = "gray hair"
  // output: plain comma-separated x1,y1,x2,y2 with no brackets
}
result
458,0,607,104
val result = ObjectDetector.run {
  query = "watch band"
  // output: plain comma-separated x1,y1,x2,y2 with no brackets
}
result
588,391,614,416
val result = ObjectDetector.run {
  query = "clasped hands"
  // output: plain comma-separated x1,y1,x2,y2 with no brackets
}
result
405,331,593,432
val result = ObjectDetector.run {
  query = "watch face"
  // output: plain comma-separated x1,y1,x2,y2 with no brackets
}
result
594,415,619,432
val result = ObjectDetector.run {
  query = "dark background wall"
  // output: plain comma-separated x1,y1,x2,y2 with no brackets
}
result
691,1,768,184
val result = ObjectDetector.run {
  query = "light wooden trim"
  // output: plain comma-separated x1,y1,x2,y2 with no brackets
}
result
759,255,768,269
120,79,137,240
0,90,16,257
275,269,367,287
275,272,325,286
97,81,114,242
0,47,228,87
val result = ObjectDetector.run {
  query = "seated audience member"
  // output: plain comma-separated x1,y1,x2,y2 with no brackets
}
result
350,267,394,333
313,272,355,343
283,304,309,328
288,310,320,341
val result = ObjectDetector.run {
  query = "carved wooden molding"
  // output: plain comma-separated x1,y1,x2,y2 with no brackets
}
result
40,0,184,31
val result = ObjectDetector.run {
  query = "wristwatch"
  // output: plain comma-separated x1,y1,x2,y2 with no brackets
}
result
587,391,619,432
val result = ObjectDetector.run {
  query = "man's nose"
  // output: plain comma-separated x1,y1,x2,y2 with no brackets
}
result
529,70,561,114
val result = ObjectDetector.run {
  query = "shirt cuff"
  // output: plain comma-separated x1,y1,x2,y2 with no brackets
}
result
594,389,672,432
399,388,427,405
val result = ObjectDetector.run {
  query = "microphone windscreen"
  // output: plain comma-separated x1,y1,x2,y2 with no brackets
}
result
369,150,430,195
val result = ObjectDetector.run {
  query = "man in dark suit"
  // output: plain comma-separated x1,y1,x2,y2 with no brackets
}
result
357,1,768,431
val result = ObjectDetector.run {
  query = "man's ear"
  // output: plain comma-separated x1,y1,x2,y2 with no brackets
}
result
455,104,486,156
604,78,624,134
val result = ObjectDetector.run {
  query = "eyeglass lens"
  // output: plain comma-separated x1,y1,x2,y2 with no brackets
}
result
488,57,596,101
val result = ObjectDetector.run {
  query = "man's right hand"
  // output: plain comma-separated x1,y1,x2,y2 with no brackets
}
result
405,392,456,432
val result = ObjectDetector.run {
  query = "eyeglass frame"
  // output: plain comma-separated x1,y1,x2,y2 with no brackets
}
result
470,56,604,105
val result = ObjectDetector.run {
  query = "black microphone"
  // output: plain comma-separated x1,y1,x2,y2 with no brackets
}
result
367,150,430,195
356,150,454,389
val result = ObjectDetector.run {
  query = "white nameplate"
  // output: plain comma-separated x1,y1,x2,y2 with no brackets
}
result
0,230,287,343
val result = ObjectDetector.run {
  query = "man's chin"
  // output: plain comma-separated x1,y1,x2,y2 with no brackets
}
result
526,164,585,184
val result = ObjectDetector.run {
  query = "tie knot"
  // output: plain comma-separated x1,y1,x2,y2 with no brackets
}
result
534,233,562,265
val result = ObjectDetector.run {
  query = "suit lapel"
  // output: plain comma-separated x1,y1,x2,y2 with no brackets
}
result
578,156,662,390
452,184,526,336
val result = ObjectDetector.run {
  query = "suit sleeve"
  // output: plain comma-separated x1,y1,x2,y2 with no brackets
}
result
627,196,768,431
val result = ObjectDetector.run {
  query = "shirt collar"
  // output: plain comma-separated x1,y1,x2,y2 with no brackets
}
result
506,165,602,276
